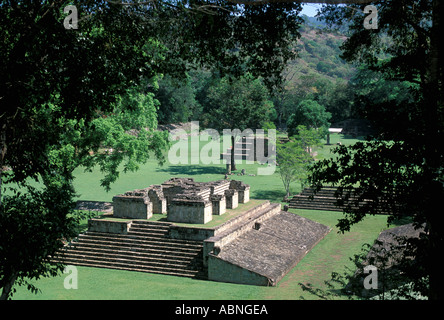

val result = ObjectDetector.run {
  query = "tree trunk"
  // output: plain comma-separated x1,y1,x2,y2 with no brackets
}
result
0,272,17,300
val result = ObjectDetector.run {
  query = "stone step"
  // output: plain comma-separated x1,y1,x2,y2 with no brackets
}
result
76,234,203,252
81,230,203,247
53,218,206,279
226,148,253,153
71,240,202,256
299,187,384,200
289,194,382,205
130,221,171,230
61,243,201,261
289,199,377,207
127,228,169,237
288,203,342,212
220,153,253,160
289,198,389,213
213,201,272,236
211,202,281,244
54,248,201,269
130,220,172,226
52,256,202,278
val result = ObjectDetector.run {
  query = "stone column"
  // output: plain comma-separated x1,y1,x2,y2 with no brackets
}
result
224,189,238,209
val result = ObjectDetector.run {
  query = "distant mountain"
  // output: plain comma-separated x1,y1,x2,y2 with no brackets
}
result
300,15,328,29
285,15,355,86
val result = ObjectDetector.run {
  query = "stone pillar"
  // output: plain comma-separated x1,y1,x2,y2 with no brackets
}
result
148,187,167,214
112,194,152,219
229,180,250,204
211,194,226,215
167,198,213,224
238,187,250,203
224,189,238,209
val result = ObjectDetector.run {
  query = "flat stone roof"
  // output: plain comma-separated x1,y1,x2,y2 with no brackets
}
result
215,211,331,284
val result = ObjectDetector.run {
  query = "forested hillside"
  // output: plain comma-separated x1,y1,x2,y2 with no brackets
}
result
155,15,357,129
288,15,354,82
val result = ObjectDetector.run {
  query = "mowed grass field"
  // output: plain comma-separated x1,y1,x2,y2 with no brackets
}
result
11,133,394,300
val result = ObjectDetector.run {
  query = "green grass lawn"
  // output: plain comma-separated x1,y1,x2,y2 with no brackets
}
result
12,209,391,300
11,133,395,300
72,133,358,203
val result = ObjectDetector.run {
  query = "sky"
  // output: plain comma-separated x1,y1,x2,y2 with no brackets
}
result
300,3,323,17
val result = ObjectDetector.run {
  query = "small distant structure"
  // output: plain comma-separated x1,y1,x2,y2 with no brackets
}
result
326,128,343,145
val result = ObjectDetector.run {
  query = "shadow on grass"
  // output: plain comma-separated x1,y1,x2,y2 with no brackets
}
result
156,165,225,176
252,189,285,203
341,134,367,141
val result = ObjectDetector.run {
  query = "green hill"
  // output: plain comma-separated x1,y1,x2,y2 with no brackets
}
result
286,15,354,85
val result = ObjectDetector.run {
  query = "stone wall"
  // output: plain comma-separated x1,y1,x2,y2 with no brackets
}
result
208,254,270,286
110,178,250,224
229,180,250,204
161,177,212,203
112,192,152,219
208,180,230,196
167,196,213,224
210,194,226,215
168,225,216,241
88,219,131,234
203,202,280,267
224,189,238,209
208,211,331,286
147,186,167,214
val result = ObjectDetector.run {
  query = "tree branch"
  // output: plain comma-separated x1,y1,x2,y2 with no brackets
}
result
227,0,374,5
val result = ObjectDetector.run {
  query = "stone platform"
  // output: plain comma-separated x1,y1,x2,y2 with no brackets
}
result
208,211,331,286
56,178,331,286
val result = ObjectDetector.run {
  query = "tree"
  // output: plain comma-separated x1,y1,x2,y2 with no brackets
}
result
205,75,274,171
349,66,417,134
277,135,313,199
323,80,356,123
0,1,304,299
296,125,324,155
309,0,444,299
287,99,331,137
155,75,201,124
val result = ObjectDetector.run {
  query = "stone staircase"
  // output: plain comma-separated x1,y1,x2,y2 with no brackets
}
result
52,220,205,279
288,187,391,214
289,187,344,212
220,137,254,162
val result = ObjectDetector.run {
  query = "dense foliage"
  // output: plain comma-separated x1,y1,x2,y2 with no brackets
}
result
0,0,303,299
310,0,444,299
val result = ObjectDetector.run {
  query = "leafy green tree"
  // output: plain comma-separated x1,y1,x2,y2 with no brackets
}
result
349,67,417,134
155,75,201,124
82,86,170,190
296,125,324,154
0,1,303,299
205,75,274,171
287,99,331,137
277,136,313,199
262,121,277,134
272,88,303,129
311,0,444,300
323,80,356,123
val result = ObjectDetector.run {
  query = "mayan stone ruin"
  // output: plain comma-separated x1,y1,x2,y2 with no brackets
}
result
54,177,330,286
112,178,250,224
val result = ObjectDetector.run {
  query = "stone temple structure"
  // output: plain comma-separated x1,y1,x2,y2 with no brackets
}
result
112,178,250,224
54,178,330,286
